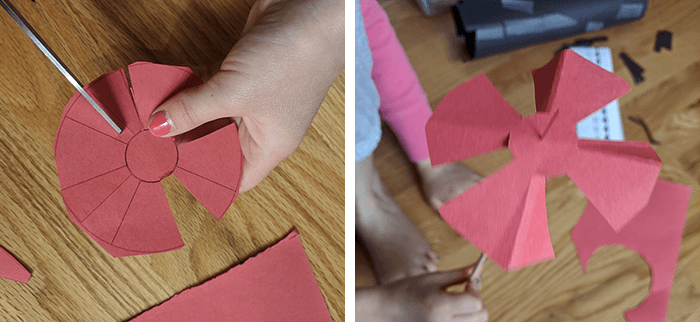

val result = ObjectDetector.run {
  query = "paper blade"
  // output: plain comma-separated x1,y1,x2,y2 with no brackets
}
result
80,175,141,244
60,69,138,142
440,159,552,270
567,139,662,231
531,49,631,123
128,62,199,129
54,118,127,189
173,168,236,220
426,74,521,166
177,123,243,192
61,166,131,222
508,174,554,269
111,182,184,254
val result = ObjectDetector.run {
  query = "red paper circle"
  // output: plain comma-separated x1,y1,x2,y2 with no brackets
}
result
126,130,178,182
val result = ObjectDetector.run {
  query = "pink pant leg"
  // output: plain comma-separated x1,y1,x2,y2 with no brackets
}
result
361,0,432,162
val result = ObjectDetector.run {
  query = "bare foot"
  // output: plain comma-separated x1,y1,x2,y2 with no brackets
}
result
416,158,481,211
356,154,439,284
356,268,488,322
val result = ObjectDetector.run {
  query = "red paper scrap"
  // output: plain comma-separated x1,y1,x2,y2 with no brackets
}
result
425,49,662,270
571,180,690,322
130,231,333,322
0,247,30,283
54,62,243,257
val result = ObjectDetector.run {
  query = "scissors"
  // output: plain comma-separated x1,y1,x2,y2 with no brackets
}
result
1,0,122,134
470,253,486,287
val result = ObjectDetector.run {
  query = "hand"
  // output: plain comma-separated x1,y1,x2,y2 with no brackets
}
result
148,0,344,193
356,267,488,322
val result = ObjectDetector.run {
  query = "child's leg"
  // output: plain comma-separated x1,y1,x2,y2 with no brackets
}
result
356,154,439,284
361,0,432,163
361,0,481,212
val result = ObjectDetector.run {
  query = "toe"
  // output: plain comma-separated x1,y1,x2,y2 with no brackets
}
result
426,251,440,262
423,261,439,273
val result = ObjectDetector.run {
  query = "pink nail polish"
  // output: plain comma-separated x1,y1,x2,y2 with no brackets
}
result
149,110,171,136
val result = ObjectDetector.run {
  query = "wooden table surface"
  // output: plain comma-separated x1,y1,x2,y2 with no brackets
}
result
357,0,700,321
0,1,344,321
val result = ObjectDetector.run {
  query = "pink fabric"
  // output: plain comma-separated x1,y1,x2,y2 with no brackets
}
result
361,0,432,162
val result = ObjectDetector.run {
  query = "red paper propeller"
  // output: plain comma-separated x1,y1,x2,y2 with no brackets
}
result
54,62,243,257
571,180,690,322
426,49,662,270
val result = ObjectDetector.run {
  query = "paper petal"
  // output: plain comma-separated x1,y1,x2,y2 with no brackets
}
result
567,139,661,231
66,206,155,257
426,74,521,166
571,180,690,322
80,176,141,243
440,160,553,270
111,182,184,254
128,62,197,128
61,166,131,222
54,118,127,188
59,69,139,143
173,168,237,220
130,231,332,322
531,49,631,123
177,123,243,192
0,247,30,283
508,174,554,269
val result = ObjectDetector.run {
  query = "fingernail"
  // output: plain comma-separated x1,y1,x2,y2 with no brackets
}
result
149,110,171,136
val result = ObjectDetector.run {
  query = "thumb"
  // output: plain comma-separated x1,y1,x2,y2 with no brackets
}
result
148,74,234,137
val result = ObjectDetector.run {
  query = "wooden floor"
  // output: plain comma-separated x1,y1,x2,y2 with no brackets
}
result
356,0,700,321
0,1,343,321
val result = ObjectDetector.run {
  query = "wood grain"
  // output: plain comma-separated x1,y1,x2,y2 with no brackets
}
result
0,1,344,321
356,0,700,321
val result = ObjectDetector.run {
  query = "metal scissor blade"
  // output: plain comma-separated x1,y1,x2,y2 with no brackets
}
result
0,0,122,134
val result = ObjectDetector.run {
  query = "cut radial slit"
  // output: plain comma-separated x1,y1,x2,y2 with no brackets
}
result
81,176,141,243
62,68,139,143
62,166,131,222
55,118,128,188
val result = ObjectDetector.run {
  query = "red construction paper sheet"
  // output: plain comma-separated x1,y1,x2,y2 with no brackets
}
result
53,62,243,257
426,49,662,270
130,231,333,322
0,247,30,283
571,180,690,322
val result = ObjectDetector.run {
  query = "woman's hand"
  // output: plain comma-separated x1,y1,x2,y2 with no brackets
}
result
148,0,344,193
